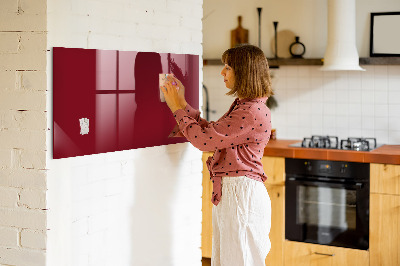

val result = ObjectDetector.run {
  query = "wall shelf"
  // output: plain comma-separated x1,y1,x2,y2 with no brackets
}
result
359,57,400,65
203,57,400,67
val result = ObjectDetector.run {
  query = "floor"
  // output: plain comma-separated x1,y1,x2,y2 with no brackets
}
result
202,257,211,266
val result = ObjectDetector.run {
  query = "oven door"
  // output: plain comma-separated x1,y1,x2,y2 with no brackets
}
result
285,177,369,250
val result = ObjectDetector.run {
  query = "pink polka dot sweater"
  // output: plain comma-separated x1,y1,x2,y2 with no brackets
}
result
169,97,272,206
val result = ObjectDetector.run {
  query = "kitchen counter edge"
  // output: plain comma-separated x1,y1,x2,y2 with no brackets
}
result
262,139,400,165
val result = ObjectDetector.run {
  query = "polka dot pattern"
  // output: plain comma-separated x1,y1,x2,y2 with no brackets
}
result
169,97,272,206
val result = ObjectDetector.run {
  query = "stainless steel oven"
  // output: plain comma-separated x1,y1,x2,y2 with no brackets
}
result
285,158,369,250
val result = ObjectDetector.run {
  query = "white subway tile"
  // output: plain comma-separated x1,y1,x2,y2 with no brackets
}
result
348,75,362,91
388,76,400,91
374,77,388,91
388,131,400,144
335,72,348,90
336,128,349,140
298,77,311,89
374,65,388,77
336,103,349,116
322,70,335,78
374,117,389,131
361,90,375,104
310,77,324,90
285,66,298,77
323,85,336,103
336,90,349,103
374,90,388,104
286,77,298,89
361,129,375,138
348,103,362,116
349,128,362,137
362,116,375,130
388,91,400,104
374,130,389,144
323,103,336,116
348,116,362,129
336,115,348,128
298,67,311,78
388,117,400,131
388,65,400,76
361,104,375,117
389,104,400,117
375,104,389,117
323,115,336,130
348,90,362,103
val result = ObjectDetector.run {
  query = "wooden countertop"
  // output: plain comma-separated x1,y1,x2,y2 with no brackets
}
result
263,139,400,165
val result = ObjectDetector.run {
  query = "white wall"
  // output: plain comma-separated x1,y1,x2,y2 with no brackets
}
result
0,0,48,265
46,1,203,266
203,0,400,58
203,0,400,145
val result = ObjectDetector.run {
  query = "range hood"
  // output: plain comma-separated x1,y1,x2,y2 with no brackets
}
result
320,0,365,71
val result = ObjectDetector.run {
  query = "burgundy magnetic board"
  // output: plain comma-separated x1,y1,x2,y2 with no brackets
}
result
53,47,199,159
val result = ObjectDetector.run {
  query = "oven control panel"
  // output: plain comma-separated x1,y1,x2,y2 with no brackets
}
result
286,158,369,180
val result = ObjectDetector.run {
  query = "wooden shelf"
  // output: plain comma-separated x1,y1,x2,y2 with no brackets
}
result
203,57,400,67
359,57,400,65
203,58,323,67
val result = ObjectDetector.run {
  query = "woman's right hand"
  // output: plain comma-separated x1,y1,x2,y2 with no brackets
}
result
167,75,187,108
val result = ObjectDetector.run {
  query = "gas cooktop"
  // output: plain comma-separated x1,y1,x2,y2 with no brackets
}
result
289,135,383,151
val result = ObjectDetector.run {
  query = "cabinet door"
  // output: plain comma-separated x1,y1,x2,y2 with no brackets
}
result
284,241,369,266
202,152,214,258
370,193,400,266
370,163,400,195
265,184,285,266
261,156,285,185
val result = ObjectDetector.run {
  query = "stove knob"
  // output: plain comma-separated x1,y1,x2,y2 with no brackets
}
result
305,162,312,171
340,164,347,174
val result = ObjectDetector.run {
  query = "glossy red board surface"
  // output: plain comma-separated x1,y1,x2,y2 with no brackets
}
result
53,47,199,159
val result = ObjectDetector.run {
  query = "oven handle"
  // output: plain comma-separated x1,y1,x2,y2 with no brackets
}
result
314,252,335,257
286,177,364,189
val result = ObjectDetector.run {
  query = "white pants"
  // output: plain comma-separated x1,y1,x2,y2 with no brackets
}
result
212,176,271,266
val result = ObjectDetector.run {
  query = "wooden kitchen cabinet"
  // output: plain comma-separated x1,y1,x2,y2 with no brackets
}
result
284,241,369,266
201,154,286,266
370,163,400,195
370,163,400,266
264,184,285,266
261,156,285,266
202,152,214,258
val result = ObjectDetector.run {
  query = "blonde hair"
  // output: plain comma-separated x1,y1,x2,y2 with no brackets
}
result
221,44,273,99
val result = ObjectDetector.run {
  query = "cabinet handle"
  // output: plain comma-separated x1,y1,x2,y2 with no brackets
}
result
314,252,335,257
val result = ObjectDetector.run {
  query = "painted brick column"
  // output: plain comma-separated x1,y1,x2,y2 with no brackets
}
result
0,0,48,265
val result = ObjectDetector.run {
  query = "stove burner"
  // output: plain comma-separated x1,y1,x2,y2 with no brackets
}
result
340,137,377,151
294,136,379,151
301,135,339,149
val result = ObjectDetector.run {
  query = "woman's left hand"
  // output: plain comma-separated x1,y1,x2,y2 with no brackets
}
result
161,76,185,113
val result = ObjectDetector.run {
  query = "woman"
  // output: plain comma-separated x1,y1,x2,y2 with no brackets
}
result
161,44,273,266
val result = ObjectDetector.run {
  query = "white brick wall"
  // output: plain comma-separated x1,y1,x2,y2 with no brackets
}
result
46,1,203,266
0,0,48,265
1,0,203,265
